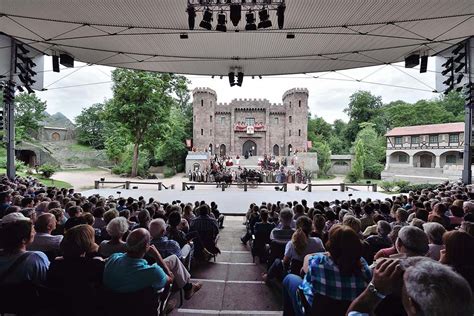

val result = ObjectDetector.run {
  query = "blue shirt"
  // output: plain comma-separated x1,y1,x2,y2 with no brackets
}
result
103,253,167,293
151,236,182,259
0,251,50,284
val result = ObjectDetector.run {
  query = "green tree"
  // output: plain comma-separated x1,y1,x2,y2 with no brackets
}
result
14,93,47,138
437,91,465,119
312,140,332,177
308,116,332,143
156,107,188,171
344,91,383,141
353,123,386,179
351,139,365,181
75,103,106,149
105,69,188,177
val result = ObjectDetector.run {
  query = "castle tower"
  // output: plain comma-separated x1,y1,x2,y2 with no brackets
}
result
192,88,217,153
282,88,309,155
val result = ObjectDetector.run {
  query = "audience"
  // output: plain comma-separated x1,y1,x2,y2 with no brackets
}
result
28,213,63,253
98,217,128,258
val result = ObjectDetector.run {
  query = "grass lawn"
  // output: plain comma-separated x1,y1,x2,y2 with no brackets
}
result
69,143,96,152
0,168,73,188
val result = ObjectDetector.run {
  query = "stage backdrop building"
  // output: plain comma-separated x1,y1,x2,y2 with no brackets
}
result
192,88,309,157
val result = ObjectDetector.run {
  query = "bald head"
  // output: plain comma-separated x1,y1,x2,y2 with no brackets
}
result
126,228,150,257
35,213,56,233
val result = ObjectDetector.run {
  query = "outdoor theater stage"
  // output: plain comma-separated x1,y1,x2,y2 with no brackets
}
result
81,186,389,215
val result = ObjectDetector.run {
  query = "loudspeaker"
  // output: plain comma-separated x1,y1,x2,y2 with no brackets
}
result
60,53,74,68
405,54,420,68
420,55,428,73
52,55,60,73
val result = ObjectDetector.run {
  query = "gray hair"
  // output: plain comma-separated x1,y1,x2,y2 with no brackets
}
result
422,222,446,245
397,226,429,256
342,214,361,233
106,217,129,238
377,220,391,236
149,218,167,239
126,228,150,254
401,257,473,316
279,208,294,225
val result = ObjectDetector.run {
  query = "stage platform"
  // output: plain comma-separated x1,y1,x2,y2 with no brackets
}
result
81,186,390,215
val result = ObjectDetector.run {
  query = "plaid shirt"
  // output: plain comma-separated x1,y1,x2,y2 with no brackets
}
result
299,253,372,305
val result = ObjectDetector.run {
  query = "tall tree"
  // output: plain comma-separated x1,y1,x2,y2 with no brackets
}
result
156,107,188,171
311,140,332,177
351,139,365,181
344,91,383,141
75,102,106,149
105,69,187,177
14,93,47,137
354,122,386,178
308,116,332,143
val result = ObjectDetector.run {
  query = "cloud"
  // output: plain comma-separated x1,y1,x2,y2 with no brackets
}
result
35,56,439,124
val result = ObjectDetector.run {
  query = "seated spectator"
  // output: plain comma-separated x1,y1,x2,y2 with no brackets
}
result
64,206,86,231
150,218,183,258
167,211,196,248
391,208,409,227
448,200,464,228
394,226,429,258
410,218,425,230
422,222,446,261
263,215,324,282
190,205,220,258
47,224,104,310
428,202,450,229
137,209,151,229
92,206,106,230
49,208,66,236
310,214,327,244
183,204,196,226
103,228,201,301
440,230,474,290
343,215,362,237
293,204,305,220
360,204,375,232
374,225,402,260
270,208,295,242
241,205,261,244
365,220,392,260
210,201,225,228
324,210,339,232
100,209,119,241
252,210,276,259
347,257,473,316
283,225,371,316
99,217,128,258
0,213,49,284
21,207,37,223
0,187,12,218
28,213,63,253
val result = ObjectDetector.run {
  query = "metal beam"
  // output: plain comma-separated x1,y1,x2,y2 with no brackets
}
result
462,37,473,184
6,38,16,180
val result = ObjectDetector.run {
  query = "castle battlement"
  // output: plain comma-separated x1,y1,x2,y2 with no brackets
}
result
192,87,217,96
282,88,309,100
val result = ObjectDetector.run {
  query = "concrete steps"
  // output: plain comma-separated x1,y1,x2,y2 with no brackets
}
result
170,216,283,315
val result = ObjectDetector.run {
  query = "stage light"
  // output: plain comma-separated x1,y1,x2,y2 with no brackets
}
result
258,8,272,29
52,55,60,72
199,8,213,30
228,72,236,86
245,10,257,30
452,43,464,55
180,33,189,39
454,53,466,64
60,53,74,68
187,5,196,30
237,72,244,86
404,54,419,68
230,3,241,26
216,11,227,32
277,3,286,29
419,55,428,73
286,33,295,39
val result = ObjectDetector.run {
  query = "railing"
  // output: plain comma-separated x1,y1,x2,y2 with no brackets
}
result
300,183,378,192
182,182,287,192
94,180,168,190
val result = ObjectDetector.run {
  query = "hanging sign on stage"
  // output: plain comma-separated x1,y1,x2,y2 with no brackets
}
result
247,126,254,134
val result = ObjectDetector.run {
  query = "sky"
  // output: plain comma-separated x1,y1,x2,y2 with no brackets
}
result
35,56,441,124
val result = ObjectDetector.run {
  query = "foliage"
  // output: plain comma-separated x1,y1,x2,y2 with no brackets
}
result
353,123,386,179
346,170,359,183
312,141,332,176
75,103,106,149
380,180,395,192
39,164,57,179
344,91,383,141
351,139,365,181
14,93,47,139
398,183,438,193
163,166,176,178
111,145,150,177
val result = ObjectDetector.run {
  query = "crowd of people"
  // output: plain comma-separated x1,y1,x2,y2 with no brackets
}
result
241,181,474,315
0,175,227,315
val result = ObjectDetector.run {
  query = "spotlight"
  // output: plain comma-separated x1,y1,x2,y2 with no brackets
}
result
258,8,272,29
237,72,244,86
286,33,295,39
200,8,213,30
452,43,464,55
404,54,419,68
216,11,227,32
228,72,236,86
52,55,60,72
180,33,189,39
230,4,241,26
245,10,257,31
187,5,196,30
277,3,286,29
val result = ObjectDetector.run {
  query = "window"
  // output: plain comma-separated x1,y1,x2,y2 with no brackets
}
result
210,129,212,136
220,116,225,124
398,155,408,163
298,100,301,107
210,115,213,123
200,129,203,136
274,117,279,124
429,135,438,144
449,134,459,144
446,154,457,164
411,136,419,144
298,129,301,136
395,137,402,145
201,100,203,107
289,102,292,108
289,116,292,123
245,118,255,126
289,130,292,136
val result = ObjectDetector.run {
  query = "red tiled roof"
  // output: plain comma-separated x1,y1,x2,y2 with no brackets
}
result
385,122,464,137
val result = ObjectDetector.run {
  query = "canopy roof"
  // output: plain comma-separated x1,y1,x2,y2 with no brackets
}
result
1,0,473,76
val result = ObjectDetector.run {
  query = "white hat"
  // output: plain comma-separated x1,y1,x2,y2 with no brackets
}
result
1,212,30,224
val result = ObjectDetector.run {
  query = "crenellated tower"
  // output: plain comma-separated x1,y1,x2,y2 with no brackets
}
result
192,88,217,153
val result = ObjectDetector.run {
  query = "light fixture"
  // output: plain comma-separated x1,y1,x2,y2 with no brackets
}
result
277,3,286,29
216,11,227,32
404,54,419,68
245,10,256,30
180,33,189,39
419,55,428,73
286,32,295,39
258,7,272,29
228,72,236,86
230,3,241,26
187,5,196,30
200,8,213,30
237,72,244,86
